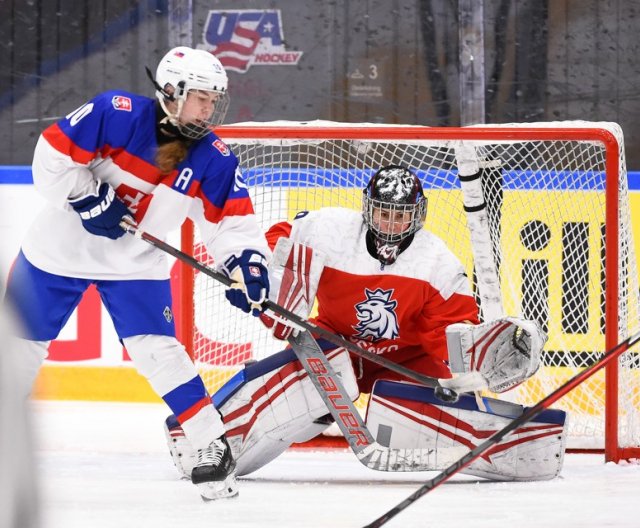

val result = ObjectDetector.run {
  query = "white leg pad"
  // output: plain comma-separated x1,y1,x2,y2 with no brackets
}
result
162,346,359,478
365,379,567,480
164,417,197,480
220,346,359,476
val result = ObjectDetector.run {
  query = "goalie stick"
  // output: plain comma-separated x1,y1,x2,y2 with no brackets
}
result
363,329,640,528
286,331,467,471
121,222,461,401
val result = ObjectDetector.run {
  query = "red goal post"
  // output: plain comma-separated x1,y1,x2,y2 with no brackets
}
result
178,121,640,462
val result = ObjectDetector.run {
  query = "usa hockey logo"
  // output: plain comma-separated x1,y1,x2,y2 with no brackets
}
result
200,9,303,73
353,288,400,342
111,95,132,111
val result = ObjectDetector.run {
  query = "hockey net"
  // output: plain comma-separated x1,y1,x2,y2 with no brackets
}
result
180,121,640,461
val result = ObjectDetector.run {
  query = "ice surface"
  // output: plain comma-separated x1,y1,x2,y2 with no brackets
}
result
32,401,640,528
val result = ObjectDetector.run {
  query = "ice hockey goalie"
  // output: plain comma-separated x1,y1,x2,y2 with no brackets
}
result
164,207,566,482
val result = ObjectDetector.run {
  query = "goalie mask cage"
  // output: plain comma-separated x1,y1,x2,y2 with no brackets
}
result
179,121,640,462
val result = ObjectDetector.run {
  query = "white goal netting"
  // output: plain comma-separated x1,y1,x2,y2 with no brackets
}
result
185,121,640,456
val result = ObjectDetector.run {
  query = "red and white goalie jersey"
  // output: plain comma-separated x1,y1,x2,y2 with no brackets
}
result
266,207,479,392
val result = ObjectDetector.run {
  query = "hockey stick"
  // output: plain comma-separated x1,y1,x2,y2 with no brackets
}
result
456,146,505,321
121,223,460,401
363,329,640,528
286,331,467,471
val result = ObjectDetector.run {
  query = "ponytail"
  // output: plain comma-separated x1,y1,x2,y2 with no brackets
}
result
155,140,189,175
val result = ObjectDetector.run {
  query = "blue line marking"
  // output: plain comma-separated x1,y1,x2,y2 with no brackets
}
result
0,166,34,184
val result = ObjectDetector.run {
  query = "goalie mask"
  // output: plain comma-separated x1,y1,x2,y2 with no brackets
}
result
153,46,230,140
363,165,427,264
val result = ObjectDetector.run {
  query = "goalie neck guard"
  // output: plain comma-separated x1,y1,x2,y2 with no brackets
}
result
363,165,427,265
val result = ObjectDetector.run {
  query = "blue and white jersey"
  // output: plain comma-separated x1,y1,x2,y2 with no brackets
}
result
24,90,268,280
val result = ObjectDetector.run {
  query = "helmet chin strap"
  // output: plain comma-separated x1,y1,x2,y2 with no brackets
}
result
147,65,187,131
158,97,184,128
146,66,175,101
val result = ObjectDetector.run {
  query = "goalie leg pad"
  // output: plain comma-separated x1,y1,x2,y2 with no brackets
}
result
163,344,359,478
161,411,320,481
365,379,567,480
217,344,359,476
164,415,195,480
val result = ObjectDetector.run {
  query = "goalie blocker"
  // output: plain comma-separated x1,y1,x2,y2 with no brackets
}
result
164,332,567,481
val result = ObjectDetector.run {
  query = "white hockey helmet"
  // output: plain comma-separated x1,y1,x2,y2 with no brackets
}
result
154,46,230,139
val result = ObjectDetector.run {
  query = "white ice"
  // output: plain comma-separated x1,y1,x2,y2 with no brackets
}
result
33,400,639,528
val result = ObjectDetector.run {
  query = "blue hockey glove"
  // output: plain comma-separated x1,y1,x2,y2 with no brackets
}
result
69,181,131,240
223,249,269,316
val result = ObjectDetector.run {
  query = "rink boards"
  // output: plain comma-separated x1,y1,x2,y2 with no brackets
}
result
2,167,640,406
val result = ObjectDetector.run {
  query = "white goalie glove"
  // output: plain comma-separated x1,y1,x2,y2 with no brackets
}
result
441,317,547,394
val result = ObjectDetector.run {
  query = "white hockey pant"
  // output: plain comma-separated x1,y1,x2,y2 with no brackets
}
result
365,379,568,481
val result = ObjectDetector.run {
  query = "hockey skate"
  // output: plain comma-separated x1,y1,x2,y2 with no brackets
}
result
191,435,239,501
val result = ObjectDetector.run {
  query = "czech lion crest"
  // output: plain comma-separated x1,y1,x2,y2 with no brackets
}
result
353,288,399,341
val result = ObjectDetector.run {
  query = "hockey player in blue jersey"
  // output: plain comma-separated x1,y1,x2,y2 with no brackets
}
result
3,46,270,500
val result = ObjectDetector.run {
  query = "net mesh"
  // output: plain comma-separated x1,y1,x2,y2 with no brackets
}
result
188,121,640,451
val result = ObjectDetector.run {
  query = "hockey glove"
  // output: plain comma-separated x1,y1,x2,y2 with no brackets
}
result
223,249,270,316
69,181,132,240
443,317,546,393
